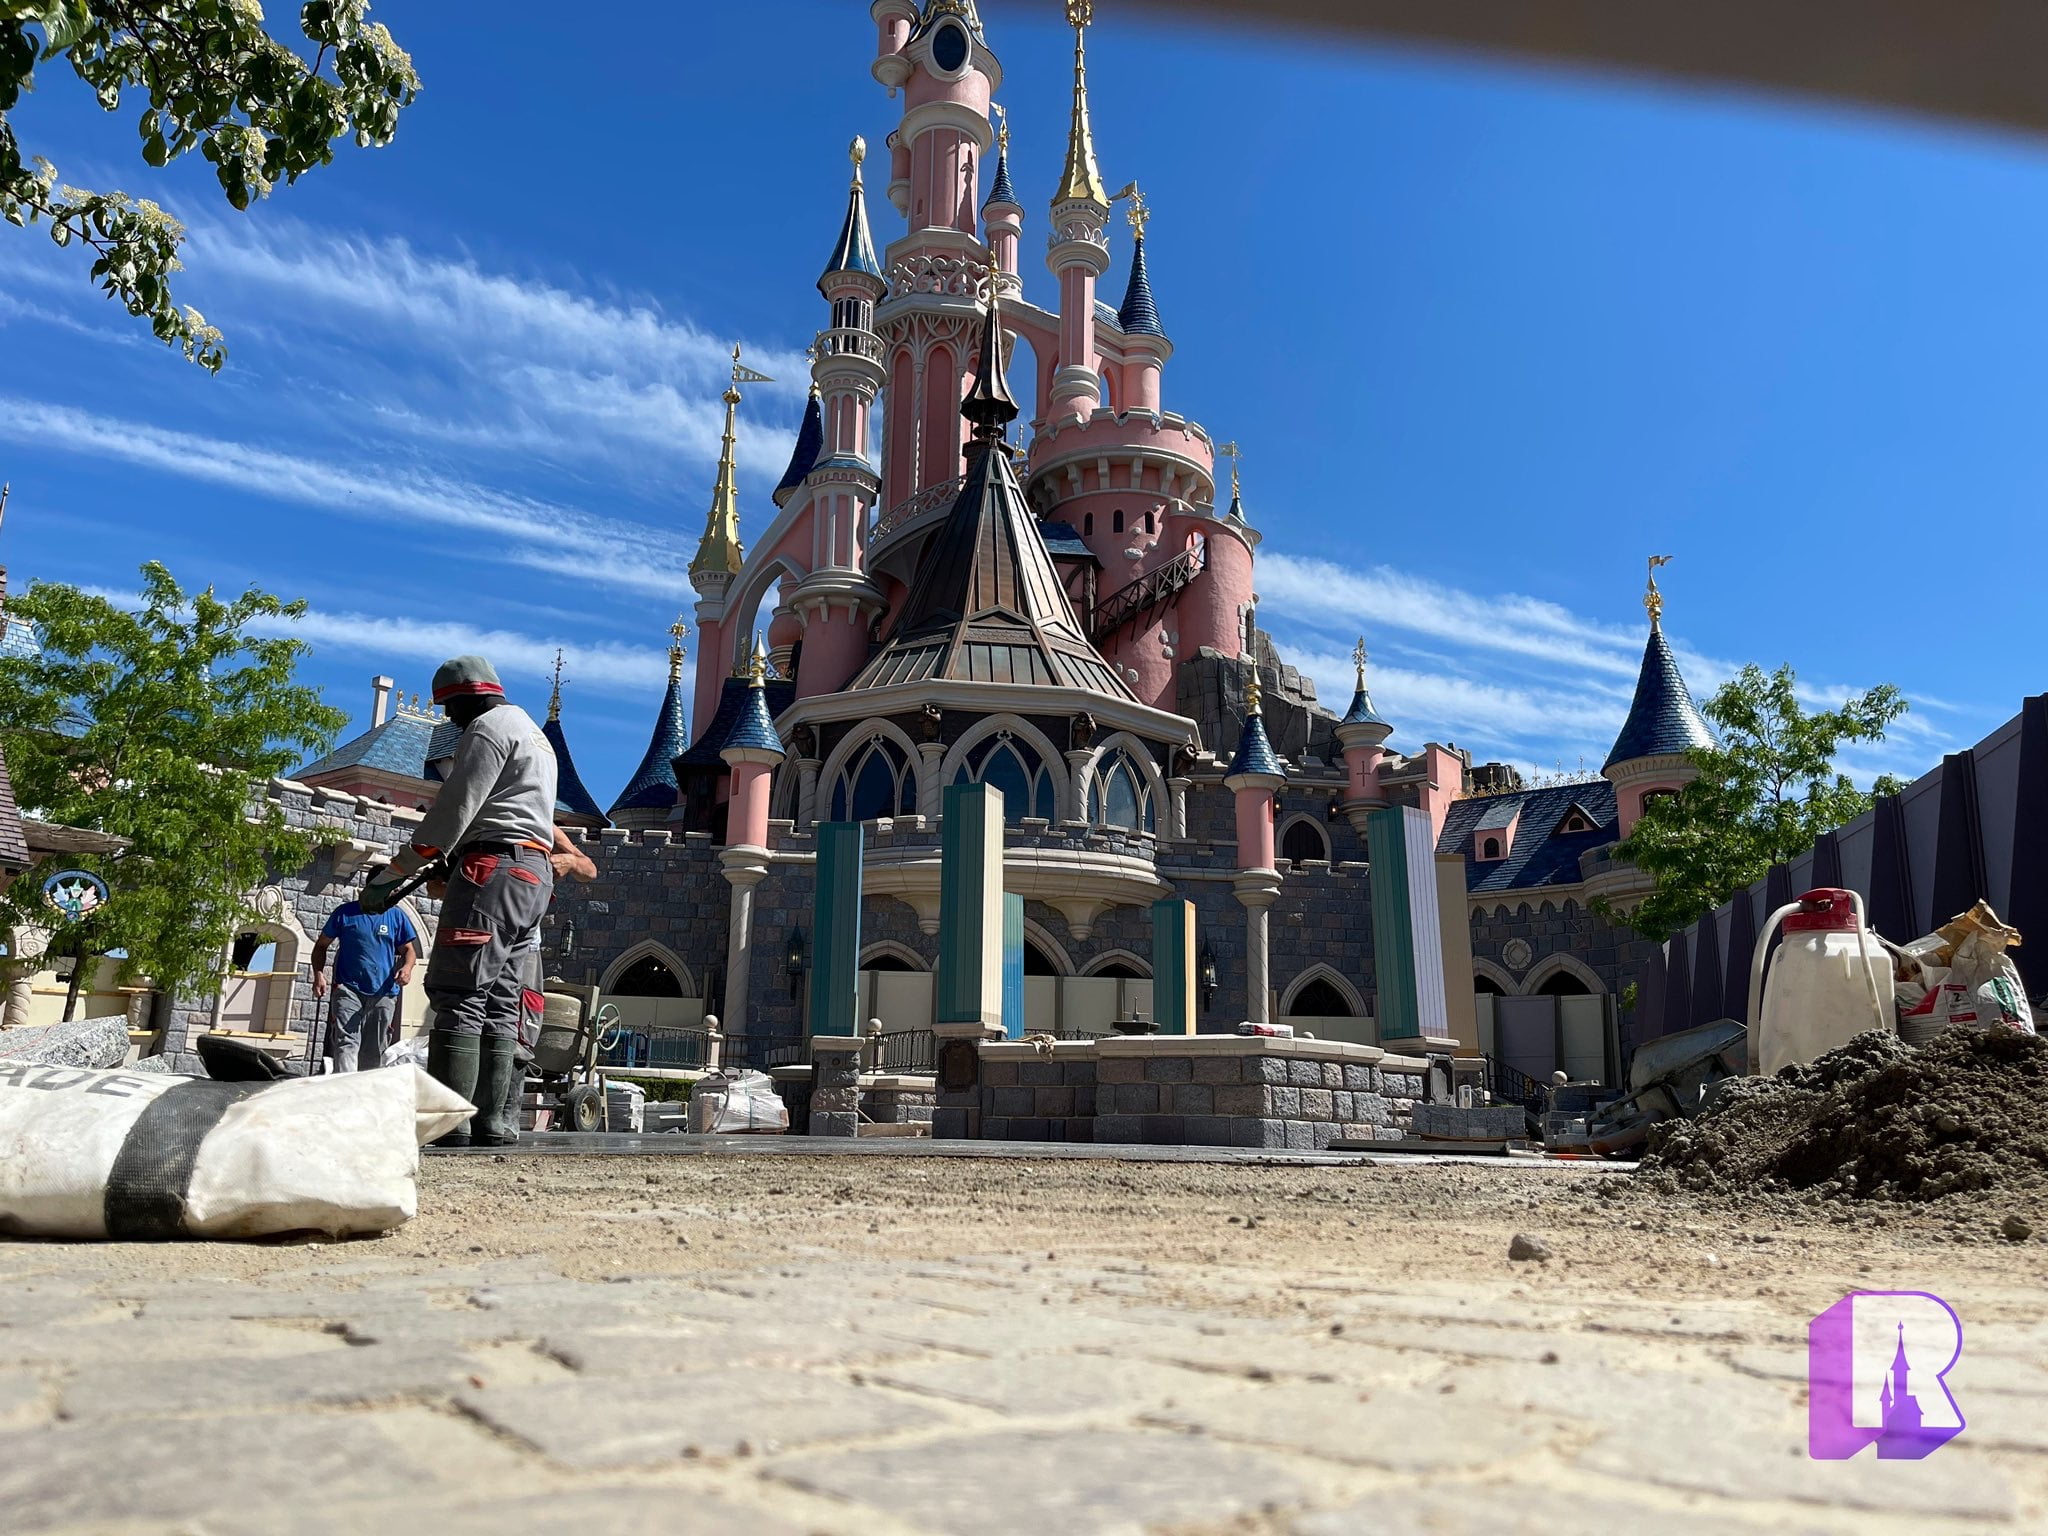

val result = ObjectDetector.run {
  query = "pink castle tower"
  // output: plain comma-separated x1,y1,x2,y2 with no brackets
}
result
791,139,891,700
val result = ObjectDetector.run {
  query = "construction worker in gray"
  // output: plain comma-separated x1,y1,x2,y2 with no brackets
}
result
364,654,558,1147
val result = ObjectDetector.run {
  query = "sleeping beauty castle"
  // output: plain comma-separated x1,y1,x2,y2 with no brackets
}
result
295,0,1714,1077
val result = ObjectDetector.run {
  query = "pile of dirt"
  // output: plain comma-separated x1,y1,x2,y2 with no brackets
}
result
1639,1025,2048,1202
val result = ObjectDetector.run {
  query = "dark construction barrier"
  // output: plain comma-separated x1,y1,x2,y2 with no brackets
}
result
1641,694,2048,1044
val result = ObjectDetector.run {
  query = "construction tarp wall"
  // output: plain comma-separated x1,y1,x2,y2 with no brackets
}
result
1642,694,2048,1044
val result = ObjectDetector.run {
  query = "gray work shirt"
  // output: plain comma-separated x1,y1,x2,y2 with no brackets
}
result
410,703,558,856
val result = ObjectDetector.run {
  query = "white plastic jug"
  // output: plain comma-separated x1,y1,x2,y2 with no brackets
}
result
1750,887,1893,1077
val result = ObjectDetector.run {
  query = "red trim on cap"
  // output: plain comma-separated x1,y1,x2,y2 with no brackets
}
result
431,679,505,703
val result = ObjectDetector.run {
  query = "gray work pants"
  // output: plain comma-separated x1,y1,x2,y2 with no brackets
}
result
328,985,398,1072
424,844,554,1040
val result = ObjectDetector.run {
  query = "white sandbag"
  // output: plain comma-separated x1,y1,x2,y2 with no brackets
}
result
0,1062,473,1241
687,1069,788,1134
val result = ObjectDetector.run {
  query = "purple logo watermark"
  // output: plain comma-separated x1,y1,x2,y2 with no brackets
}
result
1809,1291,1965,1460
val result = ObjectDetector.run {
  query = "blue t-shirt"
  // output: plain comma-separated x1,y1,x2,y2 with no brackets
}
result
321,902,419,998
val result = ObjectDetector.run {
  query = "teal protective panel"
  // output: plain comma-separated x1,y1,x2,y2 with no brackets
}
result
1151,897,1194,1035
936,782,1005,1027
1001,892,1025,1039
808,822,864,1038
1367,805,1448,1038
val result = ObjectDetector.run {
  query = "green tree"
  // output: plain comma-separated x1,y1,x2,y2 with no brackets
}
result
0,563,345,1011
1,2,418,370
1602,664,1908,941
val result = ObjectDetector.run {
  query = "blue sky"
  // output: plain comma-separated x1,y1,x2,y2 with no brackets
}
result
4,1,2046,798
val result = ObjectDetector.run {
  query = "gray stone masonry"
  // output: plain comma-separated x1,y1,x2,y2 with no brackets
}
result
978,1039,1428,1149
809,1043,861,1138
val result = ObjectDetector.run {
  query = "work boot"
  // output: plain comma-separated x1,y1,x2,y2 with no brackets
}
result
473,1035,521,1147
427,1030,482,1148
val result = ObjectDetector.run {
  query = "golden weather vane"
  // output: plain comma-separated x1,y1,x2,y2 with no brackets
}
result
1065,0,1093,25
667,616,689,682
548,648,566,721
1645,553,1674,628
1352,637,1368,686
1218,441,1243,503
1111,181,1149,237
992,101,1010,156
731,344,773,388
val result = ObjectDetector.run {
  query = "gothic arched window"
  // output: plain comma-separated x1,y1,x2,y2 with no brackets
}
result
1280,818,1328,864
1087,749,1155,833
830,734,917,822
953,733,1055,822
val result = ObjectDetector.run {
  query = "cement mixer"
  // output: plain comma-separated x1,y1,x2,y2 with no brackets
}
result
1750,887,1893,1077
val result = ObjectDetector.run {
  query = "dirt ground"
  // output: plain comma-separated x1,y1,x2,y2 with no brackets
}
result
58,1150,2048,1318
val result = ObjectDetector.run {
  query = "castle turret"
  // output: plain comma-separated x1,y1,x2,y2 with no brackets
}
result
1114,196,1169,416
982,109,1022,286
1046,0,1111,429
610,618,692,831
1604,558,1713,837
1223,660,1285,1025
793,138,890,701
717,636,787,1041
688,352,760,735
1336,638,1393,834
872,0,1002,513
542,650,609,831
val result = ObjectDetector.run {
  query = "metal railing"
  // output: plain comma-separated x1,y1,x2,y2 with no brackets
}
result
871,1028,937,1075
731,1031,809,1072
600,1025,711,1072
1482,1054,1548,1114
813,326,883,363
872,475,963,541
1089,542,1205,643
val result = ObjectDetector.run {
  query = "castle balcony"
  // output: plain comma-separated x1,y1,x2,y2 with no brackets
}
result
851,817,1168,940
865,473,965,584
1023,408,1216,515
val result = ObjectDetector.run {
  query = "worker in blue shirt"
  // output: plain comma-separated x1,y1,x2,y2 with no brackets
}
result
312,873,421,1072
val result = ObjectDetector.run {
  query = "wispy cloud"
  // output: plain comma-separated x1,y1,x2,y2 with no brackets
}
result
181,220,808,477
74,583,669,704
0,398,695,601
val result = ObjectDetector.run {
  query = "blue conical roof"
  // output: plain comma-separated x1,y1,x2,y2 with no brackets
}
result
775,392,826,504
723,680,784,758
819,171,882,294
609,676,690,815
1340,684,1387,729
1227,704,1284,781
1603,624,1714,771
543,715,608,826
1117,235,1164,337
985,145,1018,209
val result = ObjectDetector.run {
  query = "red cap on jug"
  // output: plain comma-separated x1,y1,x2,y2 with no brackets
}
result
1784,888,1859,934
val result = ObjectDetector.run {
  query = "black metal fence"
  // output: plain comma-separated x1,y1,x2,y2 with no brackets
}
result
1482,1054,1547,1115
600,1025,711,1072
874,1029,937,1074
731,1031,808,1072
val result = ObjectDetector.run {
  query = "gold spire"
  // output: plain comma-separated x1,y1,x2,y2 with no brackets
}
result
548,648,565,722
1352,637,1368,689
1055,0,1108,208
1645,553,1674,630
1244,652,1263,714
850,134,866,186
1113,180,1148,236
667,615,689,684
1218,440,1242,504
691,346,772,579
748,632,769,688
994,103,1009,159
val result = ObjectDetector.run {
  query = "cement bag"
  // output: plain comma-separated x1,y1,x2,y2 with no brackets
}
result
1897,902,2034,1042
687,1070,788,1134
0,1062,473,1241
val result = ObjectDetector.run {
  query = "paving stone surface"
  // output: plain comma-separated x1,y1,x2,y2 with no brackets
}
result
2,1159,2044,1534
456,1366,945,1468
768,1427,1314,1535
